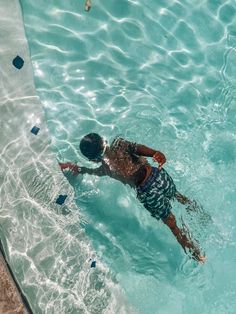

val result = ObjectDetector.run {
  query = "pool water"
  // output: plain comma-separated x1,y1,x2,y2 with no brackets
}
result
20,0,236,313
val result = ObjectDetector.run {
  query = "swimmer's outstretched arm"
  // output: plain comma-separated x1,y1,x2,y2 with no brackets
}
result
59,162,106,176
79,165,106,176
162,213,206,264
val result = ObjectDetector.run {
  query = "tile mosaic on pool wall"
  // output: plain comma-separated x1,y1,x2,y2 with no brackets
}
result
55,194,68,205
0,1,129,313
30,125,40,135
12,55,24,69
0,2,77,311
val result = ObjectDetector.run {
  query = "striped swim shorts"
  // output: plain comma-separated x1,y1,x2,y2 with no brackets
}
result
136,167,177,220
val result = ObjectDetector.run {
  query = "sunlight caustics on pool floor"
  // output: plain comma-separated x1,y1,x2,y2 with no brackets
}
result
16,0,236,312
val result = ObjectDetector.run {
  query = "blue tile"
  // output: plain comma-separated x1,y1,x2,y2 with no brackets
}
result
31,126,40,135
91,261,96,268
56,195,67,205
12,55,24,69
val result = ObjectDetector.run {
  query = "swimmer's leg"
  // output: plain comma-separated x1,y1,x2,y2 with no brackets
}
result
160,170,191,206
139,190,205,262
176,191,212,225
162,213,206,264
175,192,202,213
175,191,192,205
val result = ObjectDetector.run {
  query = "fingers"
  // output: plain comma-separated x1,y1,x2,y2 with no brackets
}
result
59,162,70,170
152,151,166,163
59,163,80,176
71,165,80,176
152,156,163,163
153,151,166,169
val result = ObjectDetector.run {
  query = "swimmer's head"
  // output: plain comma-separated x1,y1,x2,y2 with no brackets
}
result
80,133,105,162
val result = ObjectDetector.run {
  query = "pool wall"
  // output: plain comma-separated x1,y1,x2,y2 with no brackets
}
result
0,0,129,312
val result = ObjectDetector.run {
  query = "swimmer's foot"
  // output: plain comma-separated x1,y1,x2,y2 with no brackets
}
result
85,0,91,11
192,250,206,264
198,255,206,264
59,162,80,176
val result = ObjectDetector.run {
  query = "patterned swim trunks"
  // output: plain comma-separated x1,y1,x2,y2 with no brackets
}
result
136,167,177,220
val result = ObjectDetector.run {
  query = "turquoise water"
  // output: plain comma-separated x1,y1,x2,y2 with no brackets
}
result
20,0,236,313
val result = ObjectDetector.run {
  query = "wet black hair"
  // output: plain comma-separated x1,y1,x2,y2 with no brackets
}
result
79,133,104,160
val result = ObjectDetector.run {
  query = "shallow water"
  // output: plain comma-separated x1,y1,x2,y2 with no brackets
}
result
20,0,236,313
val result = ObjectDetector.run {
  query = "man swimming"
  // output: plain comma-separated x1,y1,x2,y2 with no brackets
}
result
59,133,206,263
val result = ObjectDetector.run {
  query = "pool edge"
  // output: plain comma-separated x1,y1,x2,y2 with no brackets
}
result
0,248,32,314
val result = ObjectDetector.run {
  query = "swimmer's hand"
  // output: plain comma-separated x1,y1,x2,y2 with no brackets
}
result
152,151,166,170
59,162,81,176
85,0,91,11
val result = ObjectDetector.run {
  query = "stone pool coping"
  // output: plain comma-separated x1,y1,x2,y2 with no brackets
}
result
0,250,30,314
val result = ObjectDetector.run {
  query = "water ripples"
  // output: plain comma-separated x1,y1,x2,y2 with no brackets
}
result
19,0,236,313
